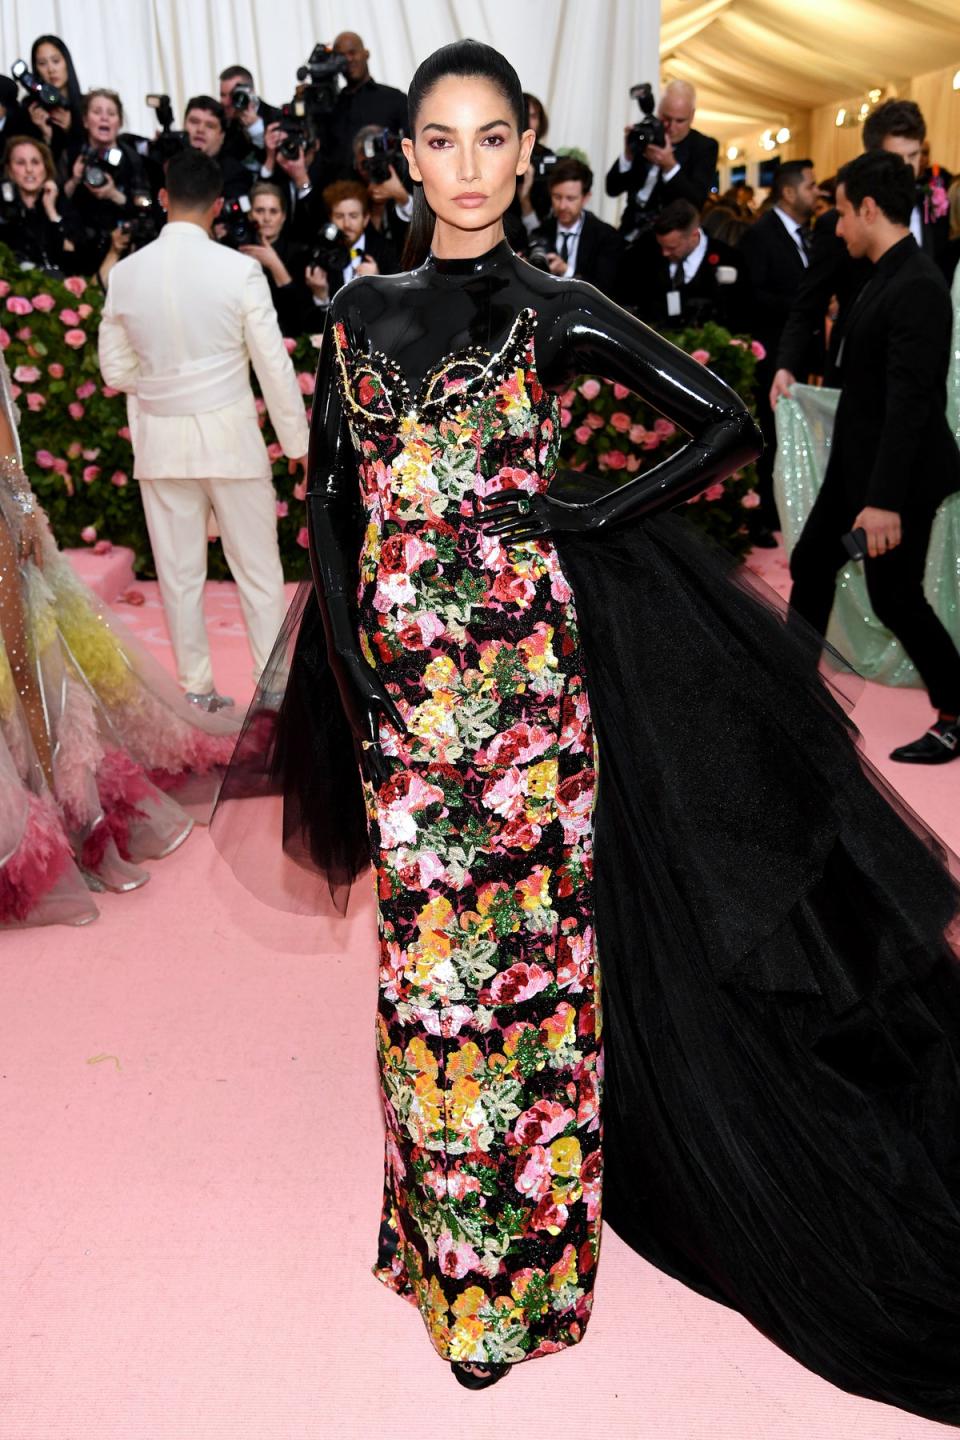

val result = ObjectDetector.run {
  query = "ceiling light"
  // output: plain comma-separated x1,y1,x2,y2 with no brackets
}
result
776,126,791,143
868,87,882,103
953,69,960,90
835,107,846,127
726,144,739,160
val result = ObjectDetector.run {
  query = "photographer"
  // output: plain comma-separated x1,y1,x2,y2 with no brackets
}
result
24,34,83,166
62,90,148,271
350,123,411,253
259,112,317,238
319,32,406,183
237,181,310,337
0,134,75,272
605,79,719,240
217,66,280,169
184,95,251,200
517,92,555,231
305,179,398,309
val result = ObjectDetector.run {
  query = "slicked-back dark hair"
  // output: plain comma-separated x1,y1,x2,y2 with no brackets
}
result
402,39,526,270
165,146,222,209
862,99,925,150
837,149,915,226
772,158,814,203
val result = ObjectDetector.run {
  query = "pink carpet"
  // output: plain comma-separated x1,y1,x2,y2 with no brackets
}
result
1,554,957,1439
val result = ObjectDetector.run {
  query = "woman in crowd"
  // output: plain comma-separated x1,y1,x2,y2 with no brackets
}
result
26,34,83,168
0,134,76,272
61,89,147,272
0,351,237,928
304,179,398,308
517,89,555,225
218,38,960,1420
238,181,310,337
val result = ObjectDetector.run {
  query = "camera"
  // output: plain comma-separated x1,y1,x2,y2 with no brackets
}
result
362,128,404,185
11,59,62,111
81,142,123,190
145,93,186,163
524,240,552,272
278,100,307,160
626,82,665,160
230,85,256,113
310,221,350,274
219,194,255,248
534,151,558,182
118,190,162,249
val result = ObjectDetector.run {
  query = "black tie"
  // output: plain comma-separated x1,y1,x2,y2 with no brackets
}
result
797,225,812,260
558,231,571,262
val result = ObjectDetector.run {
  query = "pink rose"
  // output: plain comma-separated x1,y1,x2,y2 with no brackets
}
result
93,540,113,556
82,465,101,484
51,457,68,474
629,424,647,444
0,281,9,297
26,392,46,411
297,371,315,394
101,385,119,397
75,380,96,399
266,441,283,462
64,329,87,348
63,276,87,297
13,365,40,383
574,425,592,444
77,303,92,320
741,490,761,509
578,378,601,400
32,293,55,312
80,525,97,543
82,448,100,460
35,449,55,469
16,327,31,341
295,526,309,548
283,337,296,354
47,362,64,378
585,411,604,430
110,470,128,487
560,388,576,406
641,432,661,450
653,418,676,438
6,296,33,315
750,340,766,360
119,588,145,606
560,407,572,426
9,384,19,399
703,482,725,501
293,479,307,501
58,308,80,325
67,441,82,458
69,402,85,420
604,449,627,470
612,382,630,400
117,426,131,441
0,328,10,350
254,397,266,414
275,500,289,517
609,411,631,433
691,348,711,364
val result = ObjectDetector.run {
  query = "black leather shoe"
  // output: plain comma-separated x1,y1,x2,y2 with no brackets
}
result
450,1361,510,1390
889,721,960,764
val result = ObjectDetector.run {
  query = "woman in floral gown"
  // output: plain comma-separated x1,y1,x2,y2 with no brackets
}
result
0,352,237,926
215,40,960,1421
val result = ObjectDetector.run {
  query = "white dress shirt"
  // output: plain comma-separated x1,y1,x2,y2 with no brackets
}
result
774,206,810,267
909,203,923,248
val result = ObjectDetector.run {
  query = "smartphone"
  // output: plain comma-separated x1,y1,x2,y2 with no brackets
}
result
841,526,867,561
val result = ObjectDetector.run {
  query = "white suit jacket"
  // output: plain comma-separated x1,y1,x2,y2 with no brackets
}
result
98,221,309,480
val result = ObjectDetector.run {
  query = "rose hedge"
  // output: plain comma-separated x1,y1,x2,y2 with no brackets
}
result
1,246,761,576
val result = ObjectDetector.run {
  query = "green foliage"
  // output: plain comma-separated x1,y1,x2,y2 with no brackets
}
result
2,247,760,574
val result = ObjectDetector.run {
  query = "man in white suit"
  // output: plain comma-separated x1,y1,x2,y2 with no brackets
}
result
98,148,308,710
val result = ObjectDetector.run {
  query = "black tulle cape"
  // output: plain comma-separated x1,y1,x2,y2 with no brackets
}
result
212,506,960,1425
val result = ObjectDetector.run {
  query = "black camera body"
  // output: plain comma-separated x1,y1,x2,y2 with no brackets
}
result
362,128,404,185
230,86,256,113
311,221,350,274
626,82,665,159
118,192,162,249
524,240,551,272
11,60,62,111
82,143,123,190
279,100,307,160
219,194,255,248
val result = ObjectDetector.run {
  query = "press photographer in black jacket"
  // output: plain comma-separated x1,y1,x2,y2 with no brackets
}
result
61,89,148,270
0,133,74,272
238,181,311,337
24,34,83,168
606,79,718,240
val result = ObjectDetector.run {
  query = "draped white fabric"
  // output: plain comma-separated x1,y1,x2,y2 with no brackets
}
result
0,0,659,222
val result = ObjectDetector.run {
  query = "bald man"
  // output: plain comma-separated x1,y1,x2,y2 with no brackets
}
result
606,79,719,242
319,32,407,182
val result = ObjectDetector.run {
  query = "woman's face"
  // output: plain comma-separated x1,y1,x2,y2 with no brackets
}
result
401,75,535,239
331,198,366,245
35,43,68,93
251,192,285,242
85,96,121,146
8,143,46,195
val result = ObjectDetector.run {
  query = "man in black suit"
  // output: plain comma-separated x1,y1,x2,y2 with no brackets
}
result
620,198,741,328
183,96,252,201
771,100,943,405
218,65,280,169
319,32,407,183
535,158,622,299
789,150,960,763
740,158,819,538
605,80,718,241
304,179,400,311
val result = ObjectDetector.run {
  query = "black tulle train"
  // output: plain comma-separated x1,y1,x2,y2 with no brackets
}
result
213,508,960,1424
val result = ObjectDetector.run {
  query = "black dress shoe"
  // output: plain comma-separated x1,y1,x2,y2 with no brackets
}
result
450,1361,510,1390
889,721,960,764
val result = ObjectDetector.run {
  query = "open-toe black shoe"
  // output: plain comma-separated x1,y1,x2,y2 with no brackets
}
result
450,1361,510,1390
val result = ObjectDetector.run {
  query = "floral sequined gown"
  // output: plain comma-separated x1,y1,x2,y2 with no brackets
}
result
329,303,602,1364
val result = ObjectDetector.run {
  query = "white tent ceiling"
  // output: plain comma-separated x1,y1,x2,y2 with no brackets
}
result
661,0,960,140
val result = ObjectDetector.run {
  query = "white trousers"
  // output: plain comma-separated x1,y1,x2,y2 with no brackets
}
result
139,475,287,694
